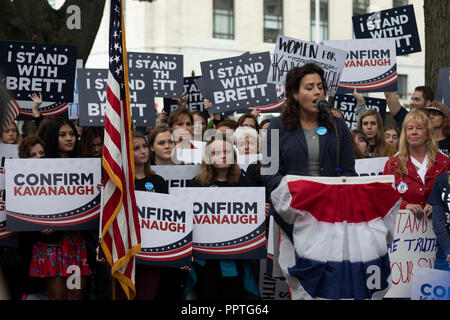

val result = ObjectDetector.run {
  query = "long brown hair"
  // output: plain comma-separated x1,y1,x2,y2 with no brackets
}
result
195,137,241,186
147,124,173,165
132,130,155,177
396,110,438,176
282,63,329,131
358,109,388,157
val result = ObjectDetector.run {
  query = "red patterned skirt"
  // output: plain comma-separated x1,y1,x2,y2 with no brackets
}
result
29,231,91,278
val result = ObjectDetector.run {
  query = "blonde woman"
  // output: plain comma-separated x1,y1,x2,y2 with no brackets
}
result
358,109,396,158
383,110,449,217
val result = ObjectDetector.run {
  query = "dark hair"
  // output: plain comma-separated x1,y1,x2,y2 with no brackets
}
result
168,107,194,130
36,117,53,141
282,63,329,131
414,86,435,102
192,110,209,124
132,130,155,177
18,135,44,158
44,118,80,158
147,124,172,165
259,118,271,129
80,126,104,157
237,113,260,132
350,129,369,159
216,119,237,130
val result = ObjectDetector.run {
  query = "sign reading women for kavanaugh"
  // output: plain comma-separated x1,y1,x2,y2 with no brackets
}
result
135,191,193,268
200,52,279,113
0,40,77,102
333,94,387,130
77,68,156,127
267,35,347,97
352,5,421,56
172,187,266,260
324,39,397,94
5,158,102,231
127,52,184,98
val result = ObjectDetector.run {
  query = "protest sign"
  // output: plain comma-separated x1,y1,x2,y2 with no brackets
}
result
128,52,183,98
436,67,450,106
200,52,278,113
259,259,291,300
333,94,387,130
0,40,77,102
355,157,388,177
163,76,205,114
324,39,397,94
135,191,193,268
77,68,156,127
172,187,266,260
385,210,438,298
5,158,102,231
0,190,17,246
267,35,347,96
152,165,200,192
175,140,206,165
411,267,450,300
0,144,18,190
352,4,421,56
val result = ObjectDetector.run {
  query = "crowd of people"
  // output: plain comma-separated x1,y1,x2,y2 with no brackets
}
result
0,62,449,300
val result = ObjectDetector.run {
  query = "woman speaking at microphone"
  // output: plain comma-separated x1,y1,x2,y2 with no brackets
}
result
263,63,356,194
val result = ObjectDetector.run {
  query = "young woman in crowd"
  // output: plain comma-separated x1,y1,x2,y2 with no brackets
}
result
358,109,397,158
148,125,175,165
1,121,20,144
237,113,260,133
115,130,187,300
18,135,45,159
168,107,194,148
427,172,450,272
28,118,90,300
384,125,400,150
192,110,209,140
351,129,369,159
186,137,260,300
383,110,449,217
80,126,104,158
426,101,450,158
263,63,357,194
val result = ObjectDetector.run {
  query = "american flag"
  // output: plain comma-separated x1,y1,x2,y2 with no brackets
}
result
0,80,20,132
101,0,141,300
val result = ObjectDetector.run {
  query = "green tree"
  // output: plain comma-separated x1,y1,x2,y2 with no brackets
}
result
424,0,449,92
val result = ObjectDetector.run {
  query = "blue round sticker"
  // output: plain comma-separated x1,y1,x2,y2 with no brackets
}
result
397,182,408,194
145,182,154,191
316,126,327,136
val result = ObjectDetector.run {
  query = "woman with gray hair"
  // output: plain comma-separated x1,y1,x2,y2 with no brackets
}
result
233,125,259,156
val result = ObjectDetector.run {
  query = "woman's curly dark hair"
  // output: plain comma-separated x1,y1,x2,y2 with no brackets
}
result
282,63,329,131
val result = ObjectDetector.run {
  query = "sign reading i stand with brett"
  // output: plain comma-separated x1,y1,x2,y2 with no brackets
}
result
352,4,421,56
77,68,156,127
200,51,279,113
0,40,77,102
127,52,184,99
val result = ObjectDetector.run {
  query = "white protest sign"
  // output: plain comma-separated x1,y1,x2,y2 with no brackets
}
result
385,210,438,298
172,187,266,260
324,39,397,94
267,35,347,96
152,165,200,191
135,191,193,267
175,140,206,165
5,158,102,231
411,267,450,300
355,157,388,176
0,144,18,189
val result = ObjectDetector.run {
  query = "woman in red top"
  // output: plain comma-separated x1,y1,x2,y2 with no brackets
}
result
383,110,450,217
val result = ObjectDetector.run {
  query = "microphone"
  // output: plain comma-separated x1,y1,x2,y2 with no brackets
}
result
315,98,331,114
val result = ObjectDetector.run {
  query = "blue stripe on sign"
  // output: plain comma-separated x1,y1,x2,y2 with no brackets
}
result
287,253,391,300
